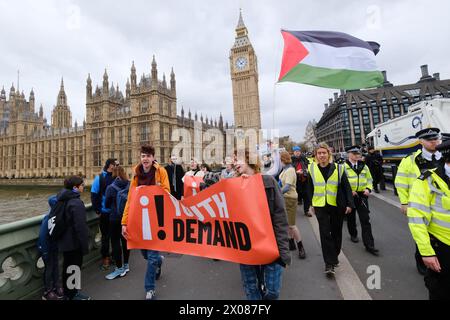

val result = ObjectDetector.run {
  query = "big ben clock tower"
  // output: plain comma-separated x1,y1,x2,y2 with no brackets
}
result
230,10,261,131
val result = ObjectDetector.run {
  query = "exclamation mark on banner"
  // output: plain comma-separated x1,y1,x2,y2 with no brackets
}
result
141,196,152,240
155,195,166,240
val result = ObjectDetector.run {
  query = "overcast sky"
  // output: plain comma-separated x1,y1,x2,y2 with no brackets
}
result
1,0,449,142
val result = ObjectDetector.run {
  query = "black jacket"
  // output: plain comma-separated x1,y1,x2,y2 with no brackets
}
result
365,152,383,175
165,163,185,200
306,163,355,210
57,189,89,255
262,174,291,267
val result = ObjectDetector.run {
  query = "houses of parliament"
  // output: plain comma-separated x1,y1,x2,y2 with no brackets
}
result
0,12,262,181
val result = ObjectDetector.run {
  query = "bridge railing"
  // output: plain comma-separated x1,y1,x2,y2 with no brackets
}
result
0,205,101,300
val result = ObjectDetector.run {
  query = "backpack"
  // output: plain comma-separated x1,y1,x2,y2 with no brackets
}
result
112,183,130,217
47,197,69,241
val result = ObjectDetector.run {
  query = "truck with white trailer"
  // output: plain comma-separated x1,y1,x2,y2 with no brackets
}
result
367,98,450,162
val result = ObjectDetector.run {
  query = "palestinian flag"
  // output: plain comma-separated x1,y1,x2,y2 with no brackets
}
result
278,30,384,90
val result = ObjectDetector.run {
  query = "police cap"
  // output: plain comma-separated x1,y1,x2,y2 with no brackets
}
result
415,127,441,140
345,145,361,154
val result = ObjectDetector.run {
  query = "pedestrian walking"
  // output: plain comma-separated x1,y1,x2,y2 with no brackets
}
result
395,127,445,275
365,146,385,193
91,158,118,270
291,146,311,216
235,150,291,300
307,143,354,277
279,150,306,259
344,146,379,256
407,139,450,300
57,176,91,300
121,144,170,300
104,165,131,280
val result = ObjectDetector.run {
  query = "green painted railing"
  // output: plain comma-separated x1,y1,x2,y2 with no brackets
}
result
0,205,101,300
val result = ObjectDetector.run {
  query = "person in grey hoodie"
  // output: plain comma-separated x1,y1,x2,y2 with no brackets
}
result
57,175,91,300
234,150,291,300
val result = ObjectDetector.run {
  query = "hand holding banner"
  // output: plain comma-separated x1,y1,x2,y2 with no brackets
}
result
126,174,280,265
183,175,203,198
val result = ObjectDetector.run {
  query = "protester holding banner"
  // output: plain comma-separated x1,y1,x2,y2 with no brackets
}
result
121,144,170,300
235,150,291,300
307,143,354,278
279,151,306,259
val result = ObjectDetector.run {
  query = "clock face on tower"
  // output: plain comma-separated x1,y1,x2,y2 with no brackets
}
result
235,56,248,71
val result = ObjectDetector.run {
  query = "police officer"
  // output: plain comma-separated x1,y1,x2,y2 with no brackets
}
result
344,145,379,255
307,143,354,277
395,127,445,274
407,139,450,300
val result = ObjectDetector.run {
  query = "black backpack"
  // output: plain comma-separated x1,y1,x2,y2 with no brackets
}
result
48,198,69,241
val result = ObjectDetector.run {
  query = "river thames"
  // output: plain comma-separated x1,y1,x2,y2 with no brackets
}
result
0,185,91,225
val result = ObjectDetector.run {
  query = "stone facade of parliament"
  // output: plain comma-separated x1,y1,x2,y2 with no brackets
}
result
0,12,261,181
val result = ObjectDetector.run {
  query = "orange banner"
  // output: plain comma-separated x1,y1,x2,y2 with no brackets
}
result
183,175,203,198
126,174,280,265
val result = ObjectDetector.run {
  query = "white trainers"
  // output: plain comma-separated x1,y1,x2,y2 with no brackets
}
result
145,290,156,300
123,263,130,274
105,267,125,280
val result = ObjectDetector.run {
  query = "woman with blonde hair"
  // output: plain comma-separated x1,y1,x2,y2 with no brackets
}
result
307,143,354,277
279,150,306,259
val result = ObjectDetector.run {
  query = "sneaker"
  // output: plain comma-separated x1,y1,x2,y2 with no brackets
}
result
324,265,335,278
42,290,59,300
72,292,92,300
155,260,162,280
146,290,156,300
333,262,340,268
289,238,297,251
123,263,130,274
105,267,126,280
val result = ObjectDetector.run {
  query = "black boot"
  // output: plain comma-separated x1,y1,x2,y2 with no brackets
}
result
289,238,297,251
298,241,306,259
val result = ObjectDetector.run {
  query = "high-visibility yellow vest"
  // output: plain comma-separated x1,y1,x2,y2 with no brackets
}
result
309,162,343,207
344,162,373,192
408,169,450,256
395,150,422,205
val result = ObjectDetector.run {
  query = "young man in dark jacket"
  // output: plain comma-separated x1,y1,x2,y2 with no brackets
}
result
234,151,291,300
57,176,91,300
91,158,117,269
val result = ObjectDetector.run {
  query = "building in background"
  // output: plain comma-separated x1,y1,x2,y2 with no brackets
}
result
315,65,450,151
0,11,263,181
303,120,317,151
230,11,262,132
0,61,227,180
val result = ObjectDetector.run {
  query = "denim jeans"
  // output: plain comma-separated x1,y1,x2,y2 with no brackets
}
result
141,250,162,292
239,262,283,300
